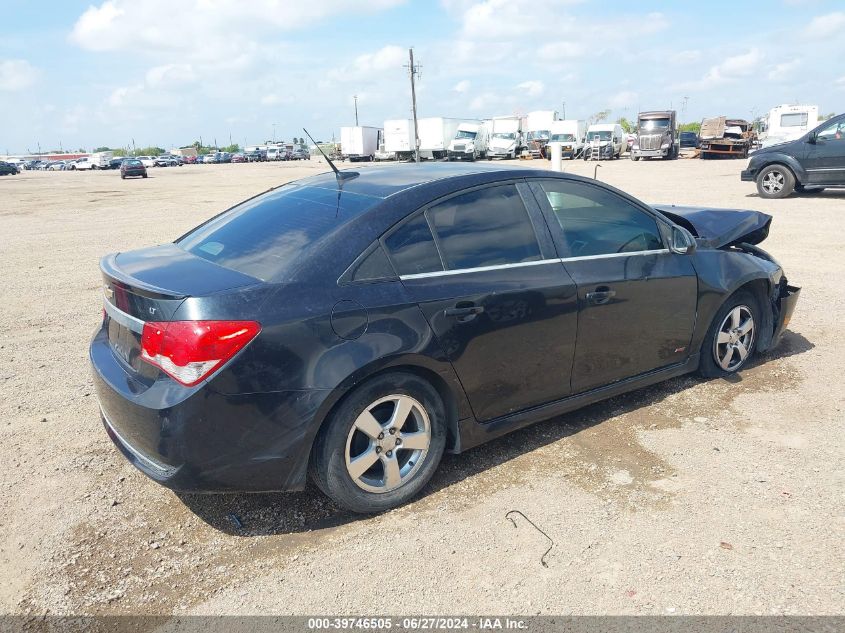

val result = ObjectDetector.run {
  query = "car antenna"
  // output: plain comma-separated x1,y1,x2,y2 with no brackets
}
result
302,128,358,185
593,164,602,181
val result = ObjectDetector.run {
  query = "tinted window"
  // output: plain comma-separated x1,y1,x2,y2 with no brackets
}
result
539,180,663,257
178,184,380,281
351,244,395,281
383,213,443,276
427,185,541,270
816,119,845,142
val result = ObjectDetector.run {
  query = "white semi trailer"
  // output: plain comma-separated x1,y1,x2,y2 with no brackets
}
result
547,120,587,159
340,126,383,162
417,117,462,160
384,119,415,161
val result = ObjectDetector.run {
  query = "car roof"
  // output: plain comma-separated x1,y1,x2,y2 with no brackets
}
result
295,162,555,199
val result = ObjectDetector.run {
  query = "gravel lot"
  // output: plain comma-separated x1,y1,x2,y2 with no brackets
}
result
1,157,843,616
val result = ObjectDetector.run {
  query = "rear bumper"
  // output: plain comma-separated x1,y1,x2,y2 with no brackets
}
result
772,284,801,346
90,327,330,492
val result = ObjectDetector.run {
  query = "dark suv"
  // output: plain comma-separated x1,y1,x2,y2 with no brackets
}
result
742,113,845,198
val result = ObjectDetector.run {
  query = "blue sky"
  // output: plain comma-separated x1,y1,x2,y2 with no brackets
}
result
1,0,843,153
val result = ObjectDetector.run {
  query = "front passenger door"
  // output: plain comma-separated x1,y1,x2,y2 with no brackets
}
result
804,119,845,185
530,179,698,393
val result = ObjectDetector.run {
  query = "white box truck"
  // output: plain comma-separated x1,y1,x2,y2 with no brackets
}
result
340,126,383,162
584,123,625,160
547,120,587,160
74,151,113,170
487,116,523,159
447,120,487,161
758,104,819,148
384,119,415,161
524,110,558,158
418,117,462,160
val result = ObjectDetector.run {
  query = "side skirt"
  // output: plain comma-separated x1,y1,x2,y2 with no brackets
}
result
453,354,700,453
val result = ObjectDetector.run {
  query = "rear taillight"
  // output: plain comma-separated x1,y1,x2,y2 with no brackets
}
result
140,320,261,387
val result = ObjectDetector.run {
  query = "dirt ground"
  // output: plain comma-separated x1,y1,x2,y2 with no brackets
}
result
0,156,843,617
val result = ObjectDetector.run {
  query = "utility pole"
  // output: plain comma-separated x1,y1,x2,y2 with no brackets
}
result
353,94,359,126
272,123,278,143
561,101,566,119
405,48,421,163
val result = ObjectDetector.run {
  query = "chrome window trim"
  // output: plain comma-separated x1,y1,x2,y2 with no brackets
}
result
103,296,145,333
399,249,671,280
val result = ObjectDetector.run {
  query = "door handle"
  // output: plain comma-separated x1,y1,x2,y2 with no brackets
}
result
444,305,485,318
586,287,616,305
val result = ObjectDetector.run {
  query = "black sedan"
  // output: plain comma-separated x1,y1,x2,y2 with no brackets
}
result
120,159,147,179
91,164,799,513
680,131,700,149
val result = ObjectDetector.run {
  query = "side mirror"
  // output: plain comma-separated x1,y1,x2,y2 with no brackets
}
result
670,226,696,255
807,133,817,144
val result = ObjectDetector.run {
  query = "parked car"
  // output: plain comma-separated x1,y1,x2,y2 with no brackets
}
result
23,160,44,170
741,112,845,198
202,153,217,164
47,161,67,171
231,153,247,163
290,148,310,160
107,158,126,170
182,155,198,164
154,155,181,167
120,158,147,179
134,156,156,168
91,163,799,513
245,150,267,162
680,131,700,149
0,161,17,176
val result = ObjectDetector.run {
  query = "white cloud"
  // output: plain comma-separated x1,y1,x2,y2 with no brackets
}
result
327,45,406,82
537,41,582,61
108,84,143,107
767,59,801,81
674,48,763,91
517,80,544,97
145,64,197,87
803,11,845,38
0,59,40,92
453,80,471,93
670,50,702,65
609,90,638,109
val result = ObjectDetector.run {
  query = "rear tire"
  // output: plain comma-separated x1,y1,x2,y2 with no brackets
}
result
310,372,447,513
699,290,760,378
756,165,795,199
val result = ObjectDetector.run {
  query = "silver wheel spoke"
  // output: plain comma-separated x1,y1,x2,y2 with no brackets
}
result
399,431,429,451
717,331,732,344
347,447,379,480
382,455,402,488
389,396,414,432
737,318,753,336
719,347,734,369
354,410,383,439
735,341,749,361
730,307,741,329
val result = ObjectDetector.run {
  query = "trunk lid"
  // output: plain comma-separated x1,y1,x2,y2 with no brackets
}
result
652,205,773,249
101,243,261,384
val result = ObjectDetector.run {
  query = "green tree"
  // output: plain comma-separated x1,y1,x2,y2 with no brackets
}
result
679,122,701,133
112,148,128,157
221,143,241,153
617,117,635,133
94,146,112,152
133,146,166,156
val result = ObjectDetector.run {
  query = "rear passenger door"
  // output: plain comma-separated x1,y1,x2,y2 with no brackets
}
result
804,119,845,185
383,182,579,423
529,179,698,393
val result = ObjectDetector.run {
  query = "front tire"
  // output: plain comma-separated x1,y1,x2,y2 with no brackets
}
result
757,165,795,198
311,372,447,513
699,291,760,378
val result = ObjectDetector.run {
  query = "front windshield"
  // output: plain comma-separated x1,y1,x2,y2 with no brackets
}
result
639,118,671,131
551,133,576,142
588,131,612,141
492,132,515,140
527,130,550,141
455,130,477,140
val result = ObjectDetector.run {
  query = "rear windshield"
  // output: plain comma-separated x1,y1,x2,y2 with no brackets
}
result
177,183,380,281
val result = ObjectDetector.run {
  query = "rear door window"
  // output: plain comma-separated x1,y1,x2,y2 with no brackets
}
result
426,184,541,270
383,213,443,276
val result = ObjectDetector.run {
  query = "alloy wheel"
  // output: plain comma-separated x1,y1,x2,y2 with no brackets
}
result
761,170,785,194
345,395,431,493
714,305,755,371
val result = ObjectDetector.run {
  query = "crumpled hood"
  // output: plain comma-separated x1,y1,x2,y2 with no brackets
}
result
651,205,773,248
